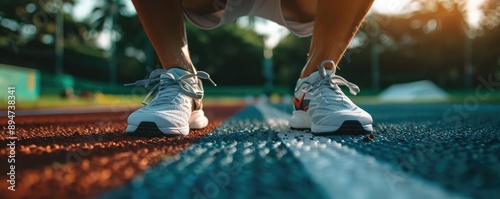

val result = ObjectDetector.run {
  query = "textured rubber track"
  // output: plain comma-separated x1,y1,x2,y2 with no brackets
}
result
100,106,328,199
277,103,500,199
0,105,243,199
2,103,500,199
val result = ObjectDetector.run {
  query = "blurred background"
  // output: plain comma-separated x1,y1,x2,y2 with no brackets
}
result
1,0,499,108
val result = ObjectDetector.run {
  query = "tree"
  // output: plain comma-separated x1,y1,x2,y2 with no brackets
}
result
0,0,82,73
85,0,129,84
186,22,265,86
273,34,310,89
474,0,500,82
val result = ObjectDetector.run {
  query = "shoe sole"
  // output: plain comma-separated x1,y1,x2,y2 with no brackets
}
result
291,120,372,135
126,122,189,136
126,110,208,136
313,120,372,135
289,110,372,135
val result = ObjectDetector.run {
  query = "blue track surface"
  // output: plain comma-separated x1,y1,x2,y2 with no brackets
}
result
101,104,500,199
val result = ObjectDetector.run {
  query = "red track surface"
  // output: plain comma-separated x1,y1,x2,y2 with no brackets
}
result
0,104,243,199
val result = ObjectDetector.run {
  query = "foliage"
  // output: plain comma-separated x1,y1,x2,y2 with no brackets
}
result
275,0,500,89
273,34,310,90
186,22,265,86
1,0,499,90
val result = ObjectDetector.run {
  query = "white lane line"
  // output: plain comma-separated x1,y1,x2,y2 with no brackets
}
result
255,104,468,199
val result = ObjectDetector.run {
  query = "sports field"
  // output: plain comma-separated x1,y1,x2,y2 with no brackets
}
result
1,102,499,199
2,1,500,198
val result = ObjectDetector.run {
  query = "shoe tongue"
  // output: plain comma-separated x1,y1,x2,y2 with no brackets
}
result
308,69,332,81
163,67,190,79
161,67,200,87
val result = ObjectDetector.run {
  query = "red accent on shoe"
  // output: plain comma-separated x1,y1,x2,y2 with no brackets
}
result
294,93,307,111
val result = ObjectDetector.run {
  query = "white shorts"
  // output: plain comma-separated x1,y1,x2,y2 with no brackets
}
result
184,0,314,37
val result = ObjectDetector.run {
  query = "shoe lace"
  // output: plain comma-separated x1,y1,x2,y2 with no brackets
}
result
125,69,216,106
309,60,360,98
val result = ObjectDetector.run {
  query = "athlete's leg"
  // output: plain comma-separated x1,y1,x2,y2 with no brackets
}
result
127,0,222,135
284,0,375,134
305,0,374,77
132,0,224,72
282,0,375,78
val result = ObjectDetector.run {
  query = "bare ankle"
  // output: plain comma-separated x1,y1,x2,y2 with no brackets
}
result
300,58,336,78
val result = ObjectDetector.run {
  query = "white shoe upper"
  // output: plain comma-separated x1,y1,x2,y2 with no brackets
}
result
290,60,373,133
126,68,215,135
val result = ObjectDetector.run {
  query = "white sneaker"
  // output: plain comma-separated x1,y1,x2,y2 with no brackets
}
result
125,68,215,136
289,60,373,135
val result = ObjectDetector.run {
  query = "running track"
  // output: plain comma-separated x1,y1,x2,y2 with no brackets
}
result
1,103,499,199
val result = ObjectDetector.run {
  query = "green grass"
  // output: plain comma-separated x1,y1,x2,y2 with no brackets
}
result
6,94,143,109
3,87,500,110
3,93,245,110
349,95,500,105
